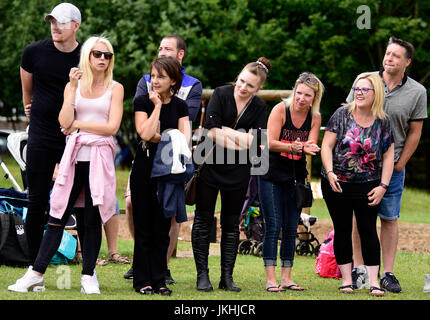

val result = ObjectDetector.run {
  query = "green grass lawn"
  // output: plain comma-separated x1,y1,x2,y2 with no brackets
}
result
1,153,430,302
1,239,429,301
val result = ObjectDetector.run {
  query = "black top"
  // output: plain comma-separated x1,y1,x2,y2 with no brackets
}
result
198,85,267,190
21,39,81,150
262,104,311,183
133,94,189,158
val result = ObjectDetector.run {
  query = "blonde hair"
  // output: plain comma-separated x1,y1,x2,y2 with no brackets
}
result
348,73,386,119
284,72,324,114
79,36,114,94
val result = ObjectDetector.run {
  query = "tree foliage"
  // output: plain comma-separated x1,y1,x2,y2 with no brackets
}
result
0,0,429,186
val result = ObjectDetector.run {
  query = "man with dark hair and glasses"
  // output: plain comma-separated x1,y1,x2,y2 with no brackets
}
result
123,35,202,283
346,36,427,293
20,3,82,271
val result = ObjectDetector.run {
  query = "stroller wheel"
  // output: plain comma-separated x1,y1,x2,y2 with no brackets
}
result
255,242,263,257
238,240,252,255
250,241,258,256
314,244,321,257
296,241,314,256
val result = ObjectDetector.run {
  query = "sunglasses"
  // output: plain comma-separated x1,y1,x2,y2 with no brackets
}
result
91,50,113,60
50,20,72,30
298,73,319,90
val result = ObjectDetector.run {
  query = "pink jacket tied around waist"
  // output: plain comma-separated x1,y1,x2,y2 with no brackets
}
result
49,133,117,223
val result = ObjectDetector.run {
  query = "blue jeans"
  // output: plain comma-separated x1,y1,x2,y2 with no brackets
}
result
258,177,301,267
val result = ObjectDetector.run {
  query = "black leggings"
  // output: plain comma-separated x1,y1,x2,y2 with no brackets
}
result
195,178,248,232
321,178,381,266
25,144,63,264
32,162,102,276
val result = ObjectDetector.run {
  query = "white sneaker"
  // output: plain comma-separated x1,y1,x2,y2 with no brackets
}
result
8,266,45,293
353,265,370,290
81,270,100,294
424,274,430,293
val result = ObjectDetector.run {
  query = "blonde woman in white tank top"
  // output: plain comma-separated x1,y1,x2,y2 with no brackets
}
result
8,36,123,295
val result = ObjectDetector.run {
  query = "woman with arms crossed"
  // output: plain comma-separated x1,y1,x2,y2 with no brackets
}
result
192,57,271,292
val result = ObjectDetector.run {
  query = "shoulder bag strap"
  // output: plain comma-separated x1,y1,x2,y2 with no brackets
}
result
231,94,254,129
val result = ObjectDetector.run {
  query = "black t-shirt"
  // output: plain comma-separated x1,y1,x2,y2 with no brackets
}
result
21,39,81,150
262,104,311,183
133,94,189,159
198,85,267,190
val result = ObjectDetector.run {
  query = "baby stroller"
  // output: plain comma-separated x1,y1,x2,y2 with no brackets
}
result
238,202,265,257
1,131,77,264
238,176,265,257
0,130,27,192
296,213,321,257
237,176,321,258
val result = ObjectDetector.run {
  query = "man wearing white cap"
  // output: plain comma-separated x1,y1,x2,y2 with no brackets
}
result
20,2,82,267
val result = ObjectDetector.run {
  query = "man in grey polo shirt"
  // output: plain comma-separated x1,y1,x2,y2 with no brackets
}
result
346,37,427,293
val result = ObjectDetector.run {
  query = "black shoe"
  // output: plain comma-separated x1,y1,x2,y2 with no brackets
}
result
197,269,213,291
380,272,402,293
219,277,241,292
155,287,172,296
192,211,213,291
124,267,133,280
165,269,176,285
219,226,241,292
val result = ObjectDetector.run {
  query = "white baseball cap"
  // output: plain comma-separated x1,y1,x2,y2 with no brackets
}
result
44,3,81,24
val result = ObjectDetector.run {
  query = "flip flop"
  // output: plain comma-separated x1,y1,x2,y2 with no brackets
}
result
266,285,282,292
369,286,385,297
282,284,305,291
338,284,354,294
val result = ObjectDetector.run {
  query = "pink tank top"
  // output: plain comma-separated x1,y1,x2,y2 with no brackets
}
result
74,80,114,161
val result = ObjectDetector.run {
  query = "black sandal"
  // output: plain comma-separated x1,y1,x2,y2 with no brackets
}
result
155,287,172,296
338,284,354,294
369,286,385,297
138,286,154,295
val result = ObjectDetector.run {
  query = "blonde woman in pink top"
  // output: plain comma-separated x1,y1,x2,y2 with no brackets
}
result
8,36,124,295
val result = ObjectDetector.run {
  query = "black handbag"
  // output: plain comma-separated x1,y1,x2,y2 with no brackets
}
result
185,151,210,205
292,152,313,209
295,180,313,209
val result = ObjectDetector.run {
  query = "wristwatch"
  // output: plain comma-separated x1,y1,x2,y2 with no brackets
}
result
379,183,389,190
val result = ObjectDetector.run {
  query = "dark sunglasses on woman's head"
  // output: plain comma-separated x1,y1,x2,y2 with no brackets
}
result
298,73,319,86
91,50,113,60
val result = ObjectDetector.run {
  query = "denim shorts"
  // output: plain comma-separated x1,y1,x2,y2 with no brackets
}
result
378,168,405,221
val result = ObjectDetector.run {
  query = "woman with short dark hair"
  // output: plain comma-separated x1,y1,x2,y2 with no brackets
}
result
130,56,190,296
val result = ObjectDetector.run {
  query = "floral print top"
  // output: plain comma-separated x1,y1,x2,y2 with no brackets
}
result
323,106,393,182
